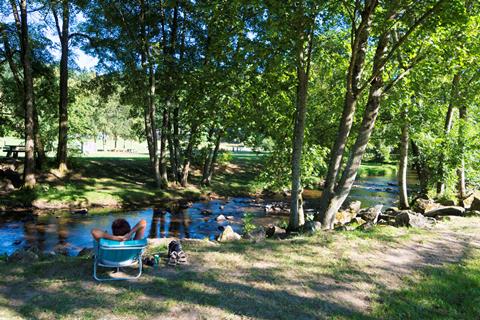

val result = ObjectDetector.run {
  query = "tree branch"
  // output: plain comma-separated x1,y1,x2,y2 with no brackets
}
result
359,0,446,94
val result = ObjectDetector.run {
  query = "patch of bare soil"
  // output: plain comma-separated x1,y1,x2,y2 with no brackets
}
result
336,217,480,313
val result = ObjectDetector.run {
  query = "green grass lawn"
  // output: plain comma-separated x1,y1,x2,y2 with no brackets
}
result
0,217,479,319
0,152,265,210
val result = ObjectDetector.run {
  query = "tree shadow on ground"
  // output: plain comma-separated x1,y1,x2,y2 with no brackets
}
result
0,229,478,319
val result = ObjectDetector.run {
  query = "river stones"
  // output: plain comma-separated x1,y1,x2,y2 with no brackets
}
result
424,206,466,217
266,225,287,238
470,196,480,211
8,249,39,263
244,227,267,242
216,214,226,221
395,211,432,228
412,198,441,214
217,226,241,242
303,221,322,233
358,205,383,223
78,248,94,257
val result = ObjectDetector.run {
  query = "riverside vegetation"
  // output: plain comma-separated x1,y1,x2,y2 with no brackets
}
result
1,0,480,319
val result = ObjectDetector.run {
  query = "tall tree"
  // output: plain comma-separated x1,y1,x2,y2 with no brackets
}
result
51,0,71,172
10,0,36,187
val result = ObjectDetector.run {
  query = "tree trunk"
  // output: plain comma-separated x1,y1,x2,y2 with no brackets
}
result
457,104,466,204
33,108,46,169
17,0,36,188
318,0,378,213
159,109,169,184
148,64,161,187
201,127,215,183
289,20,313,230
410,140,428,196
319,26,390,229
54,0,70,172
436,73,460,195
180,123,198,187
398,104,410,209
173,104,181,181
167,109,178,184
202,131,222,186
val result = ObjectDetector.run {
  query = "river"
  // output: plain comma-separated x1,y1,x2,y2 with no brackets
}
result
0,169,418,255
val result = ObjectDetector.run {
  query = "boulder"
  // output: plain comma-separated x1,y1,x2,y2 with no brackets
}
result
266,225,287,238
0,179,15,192
71,208,88,215
424,206,465,217
334,210,357,225
438,199,456,206
226,215,235,220
303,221,322,233
0,169,22,188
8,249,39,263
470,196,480,211
201,209,212,215
53,244,69,256
358,221,375,231
412,198,441,214
77,248,93,257
384,207,400,215
466,210,480,217
217,226,241,242
244,227,266,242
334,201,362,225
462,191,480,209
395,211,429,228
216,214,226,221
347,200,362,213
358,205,383,223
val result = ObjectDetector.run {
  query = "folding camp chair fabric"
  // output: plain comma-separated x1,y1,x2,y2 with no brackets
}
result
93,238,147,281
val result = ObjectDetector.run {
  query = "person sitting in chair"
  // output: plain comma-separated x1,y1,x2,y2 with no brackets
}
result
91,219,147,241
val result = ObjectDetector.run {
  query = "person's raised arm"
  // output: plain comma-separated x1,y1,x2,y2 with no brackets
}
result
91,228,130,241
128,219,147,240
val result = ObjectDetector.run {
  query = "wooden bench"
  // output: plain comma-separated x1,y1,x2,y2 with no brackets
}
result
2,145,26,158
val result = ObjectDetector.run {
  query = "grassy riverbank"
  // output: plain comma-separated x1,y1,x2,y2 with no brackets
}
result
0,152,264,211
1,155,400,211
0,216,479,319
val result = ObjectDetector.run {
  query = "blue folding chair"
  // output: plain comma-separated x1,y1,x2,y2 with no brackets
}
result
93,238,148,281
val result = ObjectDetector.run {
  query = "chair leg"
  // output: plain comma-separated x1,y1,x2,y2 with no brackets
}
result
93,259,143,281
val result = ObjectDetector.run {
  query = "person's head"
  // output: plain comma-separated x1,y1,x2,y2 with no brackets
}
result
111,218,131,236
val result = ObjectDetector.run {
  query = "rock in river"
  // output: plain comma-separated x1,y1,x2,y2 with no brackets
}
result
216,214,227,221
218,226,241,242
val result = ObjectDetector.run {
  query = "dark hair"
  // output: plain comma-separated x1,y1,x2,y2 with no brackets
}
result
111,219,131,236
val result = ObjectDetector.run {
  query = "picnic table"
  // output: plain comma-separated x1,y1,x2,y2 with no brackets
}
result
2,145,26,158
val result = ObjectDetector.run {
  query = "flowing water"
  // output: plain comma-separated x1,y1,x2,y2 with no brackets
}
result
0,170,418,256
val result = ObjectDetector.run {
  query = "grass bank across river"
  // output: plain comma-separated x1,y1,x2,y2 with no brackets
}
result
0,216,478,319
0,152,264,211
